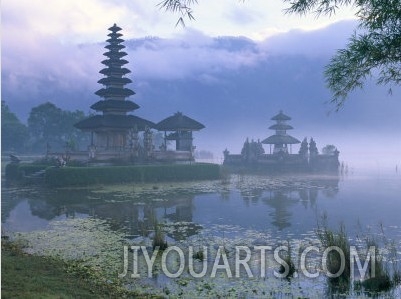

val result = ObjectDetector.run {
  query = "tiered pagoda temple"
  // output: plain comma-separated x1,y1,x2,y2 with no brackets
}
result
262,111,300,154
74,24,154,161
72,24,204,163
223,111,339,172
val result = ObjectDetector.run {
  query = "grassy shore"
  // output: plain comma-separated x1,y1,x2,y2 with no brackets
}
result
5,162,221,187
1,240,159,299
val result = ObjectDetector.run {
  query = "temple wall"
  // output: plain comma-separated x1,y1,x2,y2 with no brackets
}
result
154,150,193,162
95,132,127,149
223,153,338,173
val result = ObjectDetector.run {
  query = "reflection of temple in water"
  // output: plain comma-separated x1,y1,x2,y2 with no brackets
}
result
263,191,298,230
18,190,199,241
236,176,339,230
92,196,199,240
3,175,339,239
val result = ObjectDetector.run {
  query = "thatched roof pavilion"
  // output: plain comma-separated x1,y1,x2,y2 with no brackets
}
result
156,112,205,131
156,112,205,152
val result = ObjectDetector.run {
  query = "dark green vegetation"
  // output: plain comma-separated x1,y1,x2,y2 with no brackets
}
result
1,101,29,153
28,102,89,152
45,163,220,187
5,163,50,181
5,162,220,187
159,0,401,108
356,242,392,293
192,250,205,261
152,222,168,250
1,240,159,299
278,241,297,279
317,220,352,292
317,218,401,295
1,101,88,154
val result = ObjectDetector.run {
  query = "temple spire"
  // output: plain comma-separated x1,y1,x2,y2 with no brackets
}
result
94,23,135,105
74,24,155,153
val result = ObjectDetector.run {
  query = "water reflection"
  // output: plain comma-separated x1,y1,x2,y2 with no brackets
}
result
2,184,200,240
2,173,400,298
2,175,342,241
5,173,401,243
234,175,339,230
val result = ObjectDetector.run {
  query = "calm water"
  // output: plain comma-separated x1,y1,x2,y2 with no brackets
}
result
2,170,401,297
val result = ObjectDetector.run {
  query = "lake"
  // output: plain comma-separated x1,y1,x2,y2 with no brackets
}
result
2,170,400,298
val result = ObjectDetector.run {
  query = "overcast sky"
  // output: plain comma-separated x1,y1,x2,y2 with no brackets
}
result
2,0,357,43
2,0,360,115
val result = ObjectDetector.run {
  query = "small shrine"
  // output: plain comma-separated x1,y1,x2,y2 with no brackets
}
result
154,112,205,161
261,111,300,154
223,111,340,172
74,24,154,161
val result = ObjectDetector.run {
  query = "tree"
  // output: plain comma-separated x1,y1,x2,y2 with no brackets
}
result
28,102,63,145
59,110,88,151
322,144,337,155
158,0,197,27
1,101,29,153
28,102,88,152
286,0,401,109
158,0,401,109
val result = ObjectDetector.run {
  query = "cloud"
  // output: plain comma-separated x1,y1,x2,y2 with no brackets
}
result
224,5,263,25
0,20,366,114
2,33,101,102
2,0,130,43
261,19,358,57
129,29,265,80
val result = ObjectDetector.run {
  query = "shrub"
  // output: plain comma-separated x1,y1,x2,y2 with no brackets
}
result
5,163,21,180
316,216,351,288
152,222,168,251
44,163,220,187
5,163,49,180
356,238,393,293
278,242,296,279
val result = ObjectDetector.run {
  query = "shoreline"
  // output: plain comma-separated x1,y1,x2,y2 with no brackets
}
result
1,239,160,298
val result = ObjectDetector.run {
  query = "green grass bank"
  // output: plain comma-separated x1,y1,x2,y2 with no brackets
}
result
1,240,158,299
5,162,221,187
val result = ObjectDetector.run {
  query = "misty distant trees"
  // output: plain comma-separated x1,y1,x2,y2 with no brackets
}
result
322,144,337,155
1,101,88,154
28,102,88,152
159,0,401,109
1,101,29,152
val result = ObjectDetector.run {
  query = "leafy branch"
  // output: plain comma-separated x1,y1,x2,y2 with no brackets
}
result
158,0,198,27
